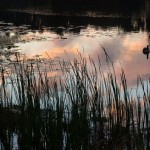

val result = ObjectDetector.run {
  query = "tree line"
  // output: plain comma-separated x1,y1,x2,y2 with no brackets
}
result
0,0,143,9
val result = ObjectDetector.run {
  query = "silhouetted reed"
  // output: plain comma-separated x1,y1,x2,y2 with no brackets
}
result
0,49,149,149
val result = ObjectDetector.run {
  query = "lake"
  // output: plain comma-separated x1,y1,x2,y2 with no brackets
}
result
1,1,150,149
0,1,150,87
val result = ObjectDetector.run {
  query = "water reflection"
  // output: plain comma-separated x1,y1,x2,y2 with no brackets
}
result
0,2,150,86
11,26,149,86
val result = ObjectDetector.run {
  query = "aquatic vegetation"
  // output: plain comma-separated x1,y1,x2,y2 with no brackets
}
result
0,50,149,150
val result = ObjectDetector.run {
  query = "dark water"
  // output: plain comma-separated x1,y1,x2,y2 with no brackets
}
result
0,0,150,86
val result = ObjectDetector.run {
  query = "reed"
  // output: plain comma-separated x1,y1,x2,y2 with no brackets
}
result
0,49,149,150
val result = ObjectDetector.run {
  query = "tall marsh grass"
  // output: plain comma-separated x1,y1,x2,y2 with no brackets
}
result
0,49,149,150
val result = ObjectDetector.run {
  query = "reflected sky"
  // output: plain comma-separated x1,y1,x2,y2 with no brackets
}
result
1,3,150,87
13,26,150,86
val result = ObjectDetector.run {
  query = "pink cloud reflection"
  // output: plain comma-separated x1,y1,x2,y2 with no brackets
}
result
17,28,150,86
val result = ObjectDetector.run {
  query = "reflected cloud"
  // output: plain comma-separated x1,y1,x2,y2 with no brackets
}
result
123,32,147,51
3,21,150,87
40,47,80,60
1,1,150,94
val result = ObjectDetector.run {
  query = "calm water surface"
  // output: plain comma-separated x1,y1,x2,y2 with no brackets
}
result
0,3,150,86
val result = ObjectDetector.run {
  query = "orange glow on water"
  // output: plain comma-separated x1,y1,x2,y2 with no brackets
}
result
15,26,150,87
40,46,80,60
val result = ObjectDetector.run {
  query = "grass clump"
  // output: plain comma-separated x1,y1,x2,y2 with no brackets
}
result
0,50,149,150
